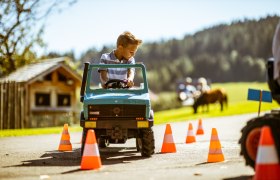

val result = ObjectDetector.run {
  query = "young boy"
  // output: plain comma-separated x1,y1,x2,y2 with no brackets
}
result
98,31,142,88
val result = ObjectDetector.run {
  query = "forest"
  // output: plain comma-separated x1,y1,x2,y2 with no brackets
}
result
78,15,279,92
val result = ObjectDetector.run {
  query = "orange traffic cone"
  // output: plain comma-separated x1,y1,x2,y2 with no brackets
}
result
207,128,224,162
81,129,102,170
254,126,280,180
58,124,72,151
161,124,176,153
196,119,204,135
185,123,196,143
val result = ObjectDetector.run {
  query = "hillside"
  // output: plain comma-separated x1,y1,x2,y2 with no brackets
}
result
74,15,280,92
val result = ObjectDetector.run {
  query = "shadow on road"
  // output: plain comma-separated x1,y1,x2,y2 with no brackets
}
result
61,146,145,174
223,175,253,180
194,162,208,166
3,146,145,169
99,146,147,165
3,149,81,167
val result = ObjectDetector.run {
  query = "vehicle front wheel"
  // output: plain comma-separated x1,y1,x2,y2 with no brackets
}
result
81,128,88,156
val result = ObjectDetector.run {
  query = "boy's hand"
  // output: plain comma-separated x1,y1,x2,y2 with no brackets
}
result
101,83,107,89
127,78,134,87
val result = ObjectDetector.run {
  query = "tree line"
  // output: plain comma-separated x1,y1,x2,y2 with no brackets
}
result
1,2,279,93
79,15,279,92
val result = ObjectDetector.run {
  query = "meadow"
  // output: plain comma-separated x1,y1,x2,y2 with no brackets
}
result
154,82,279,124
0,82,279,137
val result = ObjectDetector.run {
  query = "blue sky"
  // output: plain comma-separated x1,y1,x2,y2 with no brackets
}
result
42,0,280,57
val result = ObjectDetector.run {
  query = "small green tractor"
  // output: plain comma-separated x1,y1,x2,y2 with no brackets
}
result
80,63,155,157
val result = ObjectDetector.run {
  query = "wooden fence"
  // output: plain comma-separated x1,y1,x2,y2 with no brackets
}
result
0,81,26,129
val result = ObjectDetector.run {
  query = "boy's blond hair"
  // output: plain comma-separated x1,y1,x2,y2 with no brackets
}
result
117,31,142,47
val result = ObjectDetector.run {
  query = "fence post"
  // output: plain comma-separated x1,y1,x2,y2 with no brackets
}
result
0,82,3,129
20,85,24,128
3,82,8,129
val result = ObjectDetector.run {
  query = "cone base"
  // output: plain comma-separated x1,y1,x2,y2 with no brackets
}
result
186,136,196,143
196,130,204,135
58,145,72,151
254,164,280,180
207,154,224,162
161,143,176,153
81,156,102,170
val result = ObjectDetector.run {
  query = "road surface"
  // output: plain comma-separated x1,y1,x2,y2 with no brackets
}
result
0,113,258,180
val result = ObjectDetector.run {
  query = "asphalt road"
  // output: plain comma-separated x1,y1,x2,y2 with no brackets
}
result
0,113,258,180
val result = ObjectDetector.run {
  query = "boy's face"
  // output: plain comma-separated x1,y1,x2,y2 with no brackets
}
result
119,44,139,60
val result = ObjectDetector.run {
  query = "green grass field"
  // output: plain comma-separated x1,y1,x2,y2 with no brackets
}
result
0,82,278,137
155,82,279,124
0,125,83,137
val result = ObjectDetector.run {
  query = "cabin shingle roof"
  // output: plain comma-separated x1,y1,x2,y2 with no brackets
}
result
0,57,80,83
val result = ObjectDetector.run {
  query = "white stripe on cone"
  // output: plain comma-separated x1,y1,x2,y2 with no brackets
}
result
187,130,194,136
211,135,219,141
208,149,223,154
83,144,100,157
256,146,279,164
163,134,174,143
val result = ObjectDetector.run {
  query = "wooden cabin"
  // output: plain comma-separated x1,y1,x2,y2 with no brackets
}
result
0,58,82,129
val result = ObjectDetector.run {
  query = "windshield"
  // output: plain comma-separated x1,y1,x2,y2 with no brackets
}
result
87,64,147,93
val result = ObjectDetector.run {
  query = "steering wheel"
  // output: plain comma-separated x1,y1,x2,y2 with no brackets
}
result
104,79,129,89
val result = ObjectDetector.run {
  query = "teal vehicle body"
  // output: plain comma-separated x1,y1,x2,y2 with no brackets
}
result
83,93,151,119
80,63,155,157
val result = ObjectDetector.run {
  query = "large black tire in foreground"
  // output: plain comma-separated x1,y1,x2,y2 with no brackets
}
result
239,113,280,169
137,128,155,157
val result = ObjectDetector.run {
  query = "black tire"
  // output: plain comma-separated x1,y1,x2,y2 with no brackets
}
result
81,128,87,156
149,110,154,121
80,111,84,121
139,128,155,157
239,114,280,169
98,138,110,148
136,138,142,152
80,111,86,156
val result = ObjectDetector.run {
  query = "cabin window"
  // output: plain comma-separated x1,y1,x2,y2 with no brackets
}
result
44,73,52,81
58,72,67,82
57,94,71,106
35,93,50,106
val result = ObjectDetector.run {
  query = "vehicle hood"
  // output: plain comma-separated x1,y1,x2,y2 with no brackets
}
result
84,92,150,105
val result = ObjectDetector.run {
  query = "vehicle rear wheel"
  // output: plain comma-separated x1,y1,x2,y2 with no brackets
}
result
98,138,110,148
139,128,155,157
136,138,142,152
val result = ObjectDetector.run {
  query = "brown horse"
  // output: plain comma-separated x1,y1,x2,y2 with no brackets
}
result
193,89,228,114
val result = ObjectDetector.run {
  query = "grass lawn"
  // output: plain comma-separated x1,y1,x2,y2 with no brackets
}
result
0,82,278,137
155,82,279,124
0,125,83,137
